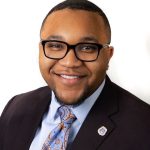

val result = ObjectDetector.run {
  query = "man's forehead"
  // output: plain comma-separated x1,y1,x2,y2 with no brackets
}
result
41,8,107,43
44,8,103,25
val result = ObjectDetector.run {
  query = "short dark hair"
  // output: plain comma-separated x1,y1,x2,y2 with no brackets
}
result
40,0,111,43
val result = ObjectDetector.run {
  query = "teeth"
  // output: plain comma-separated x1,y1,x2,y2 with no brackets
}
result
61,74,79,79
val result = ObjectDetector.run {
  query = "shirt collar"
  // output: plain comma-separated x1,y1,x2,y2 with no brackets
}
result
49,79,105,124
48,92,61,122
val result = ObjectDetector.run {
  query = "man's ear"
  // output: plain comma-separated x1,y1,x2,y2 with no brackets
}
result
106,46,114,70
108,46,114,59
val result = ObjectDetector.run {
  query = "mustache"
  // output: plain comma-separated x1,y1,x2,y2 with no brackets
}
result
51,68,87,76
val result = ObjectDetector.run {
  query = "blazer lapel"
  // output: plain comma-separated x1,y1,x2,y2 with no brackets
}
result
71,77,118,150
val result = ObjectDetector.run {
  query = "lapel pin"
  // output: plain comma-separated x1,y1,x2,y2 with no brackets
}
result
98,126,107,136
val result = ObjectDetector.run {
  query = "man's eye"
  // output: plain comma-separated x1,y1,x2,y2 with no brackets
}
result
80,45,98,52
47,43,64,49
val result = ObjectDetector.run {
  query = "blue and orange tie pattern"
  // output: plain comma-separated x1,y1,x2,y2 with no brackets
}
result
42,105,76,150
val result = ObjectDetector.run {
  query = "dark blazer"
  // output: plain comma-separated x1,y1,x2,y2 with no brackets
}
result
0,77,150,150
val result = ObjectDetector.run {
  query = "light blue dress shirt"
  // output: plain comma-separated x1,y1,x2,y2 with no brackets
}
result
29,79,105,150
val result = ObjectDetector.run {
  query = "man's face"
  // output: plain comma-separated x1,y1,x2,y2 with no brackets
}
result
39,9,113,105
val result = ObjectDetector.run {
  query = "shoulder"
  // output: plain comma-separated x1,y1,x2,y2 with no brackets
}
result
108,79,150,132
104,76,150,122
104,78,150,144
105,76,149,108
0,86,51,117
14,86,51,100
0,86,52,125
112,81,150,112
0,86,52,148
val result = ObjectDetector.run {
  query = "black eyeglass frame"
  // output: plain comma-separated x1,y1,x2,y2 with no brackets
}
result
41,40,109,62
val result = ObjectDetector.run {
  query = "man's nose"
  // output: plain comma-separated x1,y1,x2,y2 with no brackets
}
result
58,49,82,68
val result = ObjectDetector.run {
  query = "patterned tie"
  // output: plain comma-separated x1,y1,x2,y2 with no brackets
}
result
42,105,76,150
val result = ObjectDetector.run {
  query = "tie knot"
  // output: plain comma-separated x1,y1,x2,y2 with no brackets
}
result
58,105,76,124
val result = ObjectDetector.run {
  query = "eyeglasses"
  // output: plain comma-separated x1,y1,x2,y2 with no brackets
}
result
41,40,109,62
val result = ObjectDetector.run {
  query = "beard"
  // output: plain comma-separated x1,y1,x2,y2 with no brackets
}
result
52,84,93,106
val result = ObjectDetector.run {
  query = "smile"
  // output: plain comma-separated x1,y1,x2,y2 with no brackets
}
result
60,74,79,79
53,72,86,85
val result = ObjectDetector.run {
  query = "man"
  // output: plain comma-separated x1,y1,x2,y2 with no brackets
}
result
0,0,150,150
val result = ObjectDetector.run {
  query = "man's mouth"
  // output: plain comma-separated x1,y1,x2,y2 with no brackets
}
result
60,74,80,79
52,71,87,86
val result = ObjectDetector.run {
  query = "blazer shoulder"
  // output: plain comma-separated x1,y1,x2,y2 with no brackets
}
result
0,86,51,118
15,86,51,99
110,81,150,117
0,87,52,149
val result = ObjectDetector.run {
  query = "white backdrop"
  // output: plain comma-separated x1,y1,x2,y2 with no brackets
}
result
0,0,150,114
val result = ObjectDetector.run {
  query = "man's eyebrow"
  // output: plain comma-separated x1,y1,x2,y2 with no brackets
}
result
41,35,99,43
79,36,99,43
43,35,64,41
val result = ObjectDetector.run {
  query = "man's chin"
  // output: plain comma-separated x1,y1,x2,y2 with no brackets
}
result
55,95,84,106
53,90,88,106
51,85,91,106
